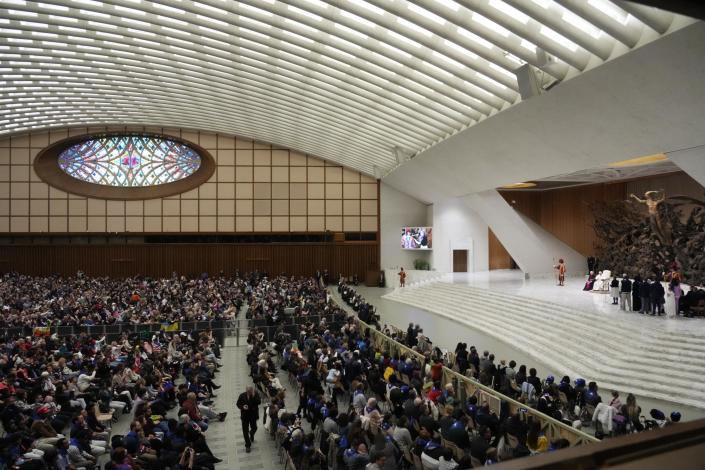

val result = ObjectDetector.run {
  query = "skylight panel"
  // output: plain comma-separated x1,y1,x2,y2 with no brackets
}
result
122,17,151,27
128,27,156,36
23,21,49,28
159,16,188,25
489,62,515,78
58,26,87,32
79,9,110,18
334,22,368,39
397,17,432,37
115,5,145,15
472,13,511,37
530,0,551,8
7,9,38,17
562,10,601,38
197,15,228,26
407,3,445,25
91,22,118,30
347,0,384,16
71,0,102,6
239,16,271,28
284,19,316,33
288,5,322,21
240,3,273,17
432,51,464,68
488,0,529,24
539,26,578,51
382,42,411,58
37,3,69,11
301,0,329,8
388,30,422,48
520,39,536,52
95,31,123,39
458,28,494,48
331,34,361,49
588,0,629,25
194,1,228,15
434,0,460,12
153,3,185,14
477,71,506,88
340,10,376,28
284,29,314,43
199,25,228,36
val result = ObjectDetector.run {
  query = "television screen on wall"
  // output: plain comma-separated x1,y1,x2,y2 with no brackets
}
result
401,227,432,250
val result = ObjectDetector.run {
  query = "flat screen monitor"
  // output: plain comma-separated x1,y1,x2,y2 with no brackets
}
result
401,227,432,250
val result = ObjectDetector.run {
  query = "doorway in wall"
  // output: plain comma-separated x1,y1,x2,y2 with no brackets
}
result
453,250,468,272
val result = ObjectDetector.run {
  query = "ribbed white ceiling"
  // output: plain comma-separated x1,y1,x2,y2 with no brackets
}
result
0,0,688,175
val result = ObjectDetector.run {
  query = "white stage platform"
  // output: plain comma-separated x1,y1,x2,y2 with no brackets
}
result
382,270,705,410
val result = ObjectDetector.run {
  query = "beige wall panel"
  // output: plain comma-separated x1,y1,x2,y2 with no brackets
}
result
0,183,8,198
218,166,235,182
326,199,342,216
144,216,161,232
290,152,307,166
308,183,324,199
49,199,67,216
254,141,271,150
254,150,271,166
272,200,289,216
218,216,234,232
253,183,271,199
199,183,217,199
272,150,289,166
11,165,29,181
0,148,9,164
200,133,217,149
126,216,143,232
343,168,360,182
272,183,289,199
290,216,306,231
125,201,143,216
69,199,87,216
0,166,9,182
30,133,50,148
343,200,360,216
11,135,30,147
235,137,253,149
361,199,377,216
236,150,253,166
11,216,28,232
326,167,342,182
87,217,105,232
106,200,124,216
30,182,49,199
290,167,307,182
326,216,342,231
107,216,125,232
218,184,235,199
236,167,253,182
0,200,8,216
236,183,253,199
49,130,69,143
344,216,361,231
218,149,235,166
68,216,86,232
272,167,289,182
253,200,271,216
308,200,324,216
326,183,342,199
361,216,377,231
343,183,360,199
290,183,307,199
272,216,288,232
30,166,42,182
361,184,378,199
181,200,199,216
181,188,199,199
181,216,198,232
217,200,234,216
254,167,271,182
290,200,307,216
308,156,324,166
49,187,67,199
181,131,199,143
361,174,377,184
199,216,216,232
218,135,235,149
30,200,48,216
11,199,29,216
144,199,162,216
254,216,271,231
308,167,324,182
0,217,7,232
308,216,324,231
11,149,30,165
163,217,180,232
50,216,67,232
236,216,253,232
163,199,180,216
236,200,253,216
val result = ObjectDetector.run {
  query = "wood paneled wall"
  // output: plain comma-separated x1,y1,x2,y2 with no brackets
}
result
0,243,379,279
499,172,704,257
488,228,513,270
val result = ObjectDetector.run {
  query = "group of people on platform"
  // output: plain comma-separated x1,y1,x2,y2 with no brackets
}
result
240,274,684,470
583,265,704,317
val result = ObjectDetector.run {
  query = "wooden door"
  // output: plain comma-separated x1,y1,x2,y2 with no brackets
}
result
453,250,468,272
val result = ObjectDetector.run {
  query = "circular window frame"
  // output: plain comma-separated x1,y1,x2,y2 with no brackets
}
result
34,132,215,200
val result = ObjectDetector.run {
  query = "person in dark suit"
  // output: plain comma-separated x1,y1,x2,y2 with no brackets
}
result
640,278,651,314
237,386,261,453
632,276,642,312
650,280,665,315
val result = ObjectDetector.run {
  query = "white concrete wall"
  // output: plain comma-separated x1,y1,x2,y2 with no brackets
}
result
431,196,489,273
380,183,430,271
465,190,584,277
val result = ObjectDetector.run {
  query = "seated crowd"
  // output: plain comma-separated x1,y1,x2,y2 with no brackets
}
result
245,278,684,470
0,271,251,470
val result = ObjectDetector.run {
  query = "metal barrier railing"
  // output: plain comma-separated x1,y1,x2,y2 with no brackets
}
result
349,316,599,447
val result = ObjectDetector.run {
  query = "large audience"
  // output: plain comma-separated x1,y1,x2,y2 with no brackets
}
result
0,270,685,470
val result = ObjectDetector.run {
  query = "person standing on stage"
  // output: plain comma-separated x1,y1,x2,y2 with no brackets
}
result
237,385,261,453
610,276,620,305
632,275,642,312
398,267,406,288
619,274,632,311
556,259,566,286
640,278,651,314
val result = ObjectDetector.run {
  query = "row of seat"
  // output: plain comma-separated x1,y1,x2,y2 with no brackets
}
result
384,282,705,409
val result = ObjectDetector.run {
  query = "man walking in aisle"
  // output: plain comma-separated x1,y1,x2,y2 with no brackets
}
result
237,385,261,453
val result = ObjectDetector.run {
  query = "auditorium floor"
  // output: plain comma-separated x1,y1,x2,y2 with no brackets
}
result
333,280,705,422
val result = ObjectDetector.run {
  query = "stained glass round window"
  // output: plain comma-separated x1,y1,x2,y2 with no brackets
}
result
57,135,201,187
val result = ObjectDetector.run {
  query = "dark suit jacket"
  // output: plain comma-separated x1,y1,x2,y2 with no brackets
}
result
237,392,261,420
